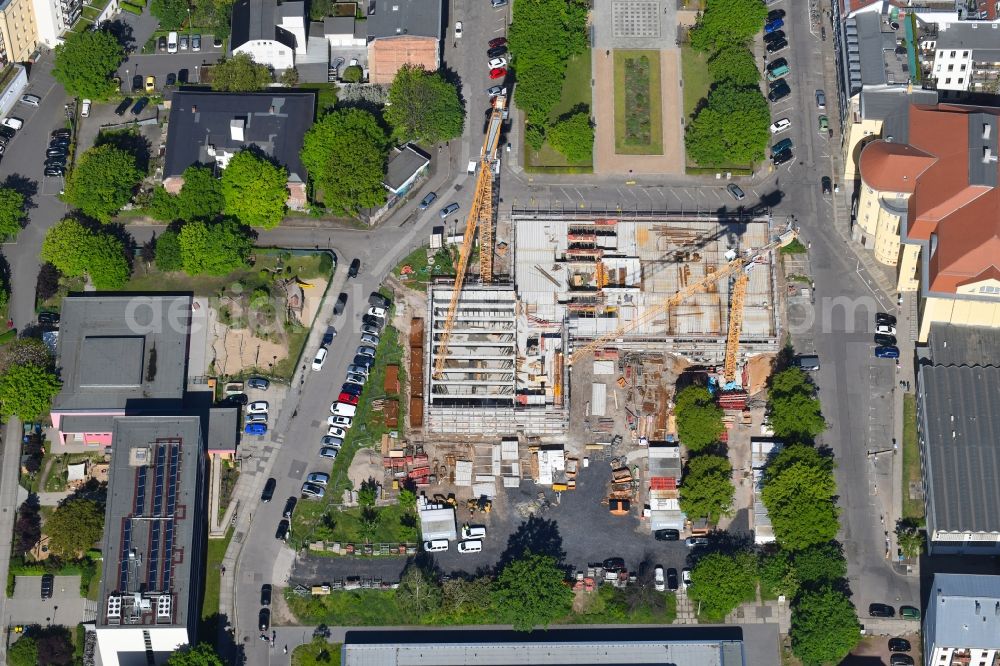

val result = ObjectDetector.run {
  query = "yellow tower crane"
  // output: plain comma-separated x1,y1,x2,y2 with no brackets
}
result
723,273,749,384
567,228,797,366
433,95,507,379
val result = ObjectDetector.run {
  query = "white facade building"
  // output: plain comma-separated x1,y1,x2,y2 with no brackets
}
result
925,22,1000,91
924,573,1000,666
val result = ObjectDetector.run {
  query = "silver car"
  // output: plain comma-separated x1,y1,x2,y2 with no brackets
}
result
301,482,325,498
360,333,380,346
307,472,330,486
357,345,376,358
347,364,369,377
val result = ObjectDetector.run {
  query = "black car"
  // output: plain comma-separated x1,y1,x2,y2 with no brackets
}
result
260,584,272,606
222,392,249,406
51,128,71,138
348,258,361,278
764,30,785,43
772,148,793,166
41,573,54,599
44,168,65,177
874,333,896,346
766,38,788,54
341,382,363,396
334,292,348,315
45,161,67,172
888,637,911,653
767,8,785,21
282,496,297,519
353,354,374,369
248,376,270,390
38,311,60,325
890,655,914,666
258,608,270,632
132,75,143,92
869,602,895,617
369,292,391,309
487,45,507,58
766,57,788,74
131,97,149,115
654,528,680,541
362,314,383,328
322,329,335,345
261,477,277,502
275,519,289,541
876,312,897,326
46,148,67,158
768,83,791,102
0,126,15,140
166,72,176,86
666,568,678,591
158,35,168,51
115,97,132,116
821,176,832,194
178,68,189,84
602,557,626,571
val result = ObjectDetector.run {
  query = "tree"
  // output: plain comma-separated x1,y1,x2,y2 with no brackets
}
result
149,187,180,222
688,552,757,621
395,567,442,619
758,549,798,600
794,543,847,587
151,0,189,29
46,499,104,558
685,83,770,166
674,385,724,451
53,29,125,100
8,635,37,666
690,0,767,53
895,519,924,559
679,453,734,523
221,150,288,228
35,263,61,302
546,110,593,162
155,229,183,271
300,108,389,216
341,65,362,83
177,166,225,221
768,367,826,442
358,477,378,507
0,338,52,373
385,65,464,144
761,446,840,551
35,626,73,666
13,500,41,557
398,488,417,510
492,552,573,630
65,144,143,223
707,46,760,86
0,363,61,421
140,235,157,265
41,219,130,290
790,587,861,665
525,123,546,151
441,576,493,621
280,67,300,87
0,187,26,242
178,219,255,276
166,643,226,666
211,53,272,92
513,63,566,125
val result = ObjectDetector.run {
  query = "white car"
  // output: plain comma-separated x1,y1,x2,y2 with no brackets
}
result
457,539,483,554
81,99,91,117
769,118,791,134
654,565,665,592
681,568,692,592
247,401,269,414
312,346,328,371
875,324,897,336
20,94,40,107
367,306,387,319
455,21,463,38
327,426,347,439
360,333,380,346
488,57,508,69
328,415,353,428
2,117,23,131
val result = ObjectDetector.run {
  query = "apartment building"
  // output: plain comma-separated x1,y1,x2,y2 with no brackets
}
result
923,22,1000,92
924,573,1000,664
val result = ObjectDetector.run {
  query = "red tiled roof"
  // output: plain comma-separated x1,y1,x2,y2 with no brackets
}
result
858,142,934,193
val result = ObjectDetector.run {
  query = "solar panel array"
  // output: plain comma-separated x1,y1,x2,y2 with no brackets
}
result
147,521,161,590
161,445,180,590
134,466,147,516
119,518,132,591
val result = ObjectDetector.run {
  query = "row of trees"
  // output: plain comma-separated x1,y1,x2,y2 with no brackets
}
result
684,0,770,166
674,385,734,524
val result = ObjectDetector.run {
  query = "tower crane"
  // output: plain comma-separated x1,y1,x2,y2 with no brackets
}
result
567,228,797,366
433,95,506,378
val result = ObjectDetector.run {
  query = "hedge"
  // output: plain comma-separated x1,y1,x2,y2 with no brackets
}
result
121,3,143,14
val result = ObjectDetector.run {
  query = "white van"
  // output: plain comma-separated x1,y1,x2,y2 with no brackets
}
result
332,402,356,418
423,539,449,553
167,31,179,53
461,524,486,539
457,539,483,554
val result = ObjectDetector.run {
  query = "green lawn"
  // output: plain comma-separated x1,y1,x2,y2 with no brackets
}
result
613,50,662,155
308,504,418,546
292,639,342,666
201,527,232,633
394,245,455,289
901,394,924,521
524,50,594,171
680,44,712,121
296,83,340,115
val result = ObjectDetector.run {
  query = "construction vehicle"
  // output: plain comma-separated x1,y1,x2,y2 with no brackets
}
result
568,227,798,366
433,95,506,379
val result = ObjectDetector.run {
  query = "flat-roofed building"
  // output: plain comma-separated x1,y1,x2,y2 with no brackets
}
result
924,573,1000,664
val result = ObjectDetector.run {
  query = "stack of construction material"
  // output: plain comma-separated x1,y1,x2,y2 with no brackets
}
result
648,441,684,531
383,448,431,486
409,318,424,427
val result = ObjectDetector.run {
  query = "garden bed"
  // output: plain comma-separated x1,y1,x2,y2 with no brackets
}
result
613,50,662,155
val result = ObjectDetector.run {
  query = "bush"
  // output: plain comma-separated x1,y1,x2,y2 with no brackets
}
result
121,3,143,14
342,65,363,83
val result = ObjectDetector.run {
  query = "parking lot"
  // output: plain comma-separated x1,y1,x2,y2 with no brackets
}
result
116,37,225,95
9,576,89,626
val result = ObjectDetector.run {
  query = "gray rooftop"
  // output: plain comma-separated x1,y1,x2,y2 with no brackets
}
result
928,323,1000,367
53,294,191,413
936,22,1000,52
164,91,315,182
968,111,999,188
366,0,441,40
98,416,205,632
323,15,355,35
930,573,1000,649
384,145,429,191
919,364,1000,535
342,625,778,666
858,88,938,144
206,406,238,452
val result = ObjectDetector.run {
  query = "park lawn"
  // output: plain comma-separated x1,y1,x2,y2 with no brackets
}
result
292,639,342,666
312,504,418,545
525,50,593,170
613,50,663,155
902,394,924,521
680,44,711,120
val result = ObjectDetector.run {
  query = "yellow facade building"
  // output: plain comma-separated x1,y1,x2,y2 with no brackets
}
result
0,0,37,66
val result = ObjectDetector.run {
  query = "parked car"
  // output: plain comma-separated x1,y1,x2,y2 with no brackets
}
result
869,603,896,617
822,176,832,194
167,31,178,53
685,537,709,548
876,312,897,326
654,566,665,592
166,72,176,86
767,8,785,21
338,392,360,406
275,519,289,541
424,539,449,552
488,57,508,69
362,314,383,328
368,306,387,319
766,64,789,81
0,126,14,140
890,655,914,666
311,346,328,371
454,21,463,38
653,528,680,541
145,76,156,93
347,364,370,377
462,524,487,539
319,446,339,459
763,30,785,44
419,191,437,209
301,482,325,498
766,38,788,54
899,605,920,619
457,539,483,553
115,97,133,115
2,117,22,131
327,415,352,428
157,36,167,52
486,85,507,98
875,324,897,336
133,74,144,91
771,148,793,166
37,312,60,326
771,138,793,155
353,355,374,370
874,334,896,346
327,426,347,439
260,478,276,502
726,183,745,200
888,637,911,653
768,82,791,102
816,89,826,109
321,435,344,448
342,382,364,396
245,413,267,424
603,557,625,571
681,568,692,592
248,376,270,390
258,608,270,632
41,573,53,599
245,423,267,435
322,328,336,345
764,18,783,34
348,258,361,278
44,167,65,177
489,36,507,48
440,202,460,218
20,94,40,107
818,115,829,132
491,0,507,6
356,345,376,358
178,68,190,84
192,34,201,51
282,496,297,518
334,292,348,315
487,45,507,58
489,67,507,80
307,472,330,486
361,324,381,337
179,34,189,50
221,393,249,406
248,401,269,414
369,292,391,309
131,97,149,116
666,568,678,591
260,584,272,606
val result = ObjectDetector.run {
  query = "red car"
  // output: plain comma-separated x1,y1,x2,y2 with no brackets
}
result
489,36,507,48
489,68,507,80
338,392,360,405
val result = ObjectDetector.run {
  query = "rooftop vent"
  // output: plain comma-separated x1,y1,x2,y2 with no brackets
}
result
985,124,992,140
230,118,245,142
984,147,998,164
191,105,197,113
